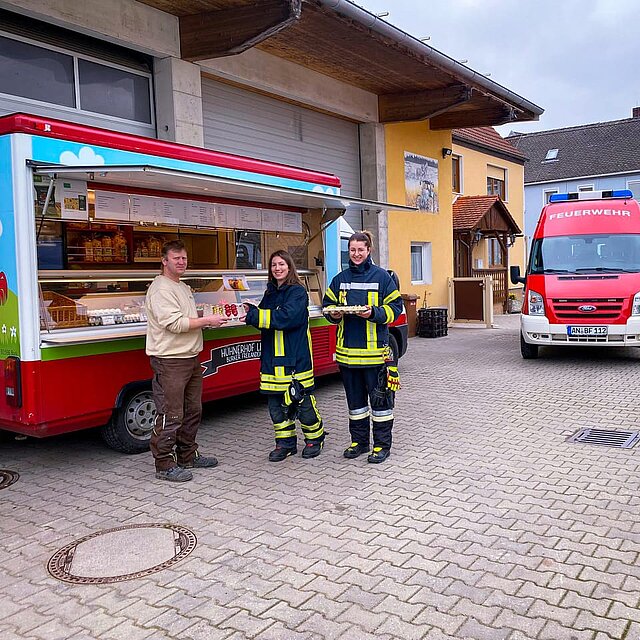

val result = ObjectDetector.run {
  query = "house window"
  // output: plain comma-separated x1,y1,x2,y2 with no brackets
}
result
487,237,503,267
577,184,594,192
0,35,75,107
543,188,559,204
487,165,506,200
452,154,462,193
627,180,640,200
544,148,559,161
0,32,153,126
411,242,432,284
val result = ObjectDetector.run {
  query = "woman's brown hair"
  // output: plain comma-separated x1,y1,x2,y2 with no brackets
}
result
348,230,374,250
268,250,302,286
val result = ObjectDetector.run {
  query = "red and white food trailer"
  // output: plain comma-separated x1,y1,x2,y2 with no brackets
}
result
0,113,409,452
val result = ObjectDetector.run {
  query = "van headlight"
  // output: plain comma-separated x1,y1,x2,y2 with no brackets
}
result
528,290,545,316
632,292,640,316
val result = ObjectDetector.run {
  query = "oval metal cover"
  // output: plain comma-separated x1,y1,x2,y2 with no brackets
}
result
47,523,197,584
578,305,597,312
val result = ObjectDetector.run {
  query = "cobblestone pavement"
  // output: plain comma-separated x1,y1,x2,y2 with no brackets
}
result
3,314,640,640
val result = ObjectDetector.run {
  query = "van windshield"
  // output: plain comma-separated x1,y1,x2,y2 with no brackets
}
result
529,234,640,274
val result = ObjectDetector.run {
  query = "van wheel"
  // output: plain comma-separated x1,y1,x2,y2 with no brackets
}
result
388,334,400,366
101,388,156,454
520,333,539,359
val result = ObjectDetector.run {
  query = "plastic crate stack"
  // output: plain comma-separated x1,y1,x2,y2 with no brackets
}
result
417,307,448,338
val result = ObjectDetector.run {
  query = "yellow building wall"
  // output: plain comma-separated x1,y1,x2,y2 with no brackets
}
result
385,122,453,307
452,143,527,287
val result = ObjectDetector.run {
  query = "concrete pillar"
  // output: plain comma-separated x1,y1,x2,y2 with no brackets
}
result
154,57,204,147
359,123,389,268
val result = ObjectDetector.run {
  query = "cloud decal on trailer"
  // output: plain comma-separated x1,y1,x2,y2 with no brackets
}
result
312,185,340,195
59,147,106,166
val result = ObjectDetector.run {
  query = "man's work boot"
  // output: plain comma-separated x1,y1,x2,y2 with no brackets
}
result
155,467,193,482
183,452,218,468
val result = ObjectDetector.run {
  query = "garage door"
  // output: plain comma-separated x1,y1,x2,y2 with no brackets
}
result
202,78,362,229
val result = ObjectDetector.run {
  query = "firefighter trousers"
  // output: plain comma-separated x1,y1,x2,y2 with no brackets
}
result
339,365,394,450
267,393,324,449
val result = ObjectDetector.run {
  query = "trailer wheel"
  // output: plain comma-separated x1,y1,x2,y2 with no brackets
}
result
101,387,156,454
520,332,539,359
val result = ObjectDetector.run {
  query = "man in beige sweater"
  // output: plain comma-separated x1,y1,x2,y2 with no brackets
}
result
146,240,226,482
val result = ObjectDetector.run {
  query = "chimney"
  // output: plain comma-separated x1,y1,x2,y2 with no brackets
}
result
634,106,640,118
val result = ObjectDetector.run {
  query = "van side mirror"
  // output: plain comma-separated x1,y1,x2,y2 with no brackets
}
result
510,265,526,285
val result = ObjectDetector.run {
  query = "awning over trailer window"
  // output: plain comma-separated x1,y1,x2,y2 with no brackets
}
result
29,164,415,214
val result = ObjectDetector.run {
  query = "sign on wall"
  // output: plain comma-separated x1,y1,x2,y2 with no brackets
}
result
404,152,439,213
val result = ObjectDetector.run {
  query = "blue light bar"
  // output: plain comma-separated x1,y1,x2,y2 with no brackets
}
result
549,189,633,203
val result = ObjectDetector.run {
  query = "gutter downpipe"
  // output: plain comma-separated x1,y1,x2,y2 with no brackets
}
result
314,0,543,118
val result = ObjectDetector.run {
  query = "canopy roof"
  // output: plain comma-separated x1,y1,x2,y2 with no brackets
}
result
138,0,543,128
452,195,521,234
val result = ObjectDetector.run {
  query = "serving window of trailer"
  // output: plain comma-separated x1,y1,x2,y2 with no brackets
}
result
33,174,325,334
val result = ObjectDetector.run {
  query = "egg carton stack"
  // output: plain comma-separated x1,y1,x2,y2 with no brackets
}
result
88,308,147,326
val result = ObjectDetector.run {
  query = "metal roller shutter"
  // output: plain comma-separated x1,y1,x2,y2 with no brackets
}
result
202,78,363,229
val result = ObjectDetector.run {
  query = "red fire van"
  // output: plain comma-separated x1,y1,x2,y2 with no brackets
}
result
511,190,640,358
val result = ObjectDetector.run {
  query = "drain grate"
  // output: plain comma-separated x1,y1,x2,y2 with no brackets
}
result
567,428,640,449
0,470,19,490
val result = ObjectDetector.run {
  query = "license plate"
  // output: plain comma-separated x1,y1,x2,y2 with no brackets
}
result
567,326,608,336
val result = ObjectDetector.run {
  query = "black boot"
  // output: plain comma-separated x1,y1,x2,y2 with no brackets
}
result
268,445,298,462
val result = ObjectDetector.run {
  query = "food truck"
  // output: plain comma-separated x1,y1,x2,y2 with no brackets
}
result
511,189,640,359
0,113,409,452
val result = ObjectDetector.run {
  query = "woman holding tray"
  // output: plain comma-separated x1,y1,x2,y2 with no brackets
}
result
243,250,325,461
322,231,402,464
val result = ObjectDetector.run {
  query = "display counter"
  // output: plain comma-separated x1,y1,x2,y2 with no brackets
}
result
38,269,324,344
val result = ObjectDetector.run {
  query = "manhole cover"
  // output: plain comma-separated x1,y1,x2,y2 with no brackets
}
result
0,469,19,490
47,523,197,584
567,428,640,449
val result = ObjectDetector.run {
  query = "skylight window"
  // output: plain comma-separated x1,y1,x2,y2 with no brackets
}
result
544,148,559,161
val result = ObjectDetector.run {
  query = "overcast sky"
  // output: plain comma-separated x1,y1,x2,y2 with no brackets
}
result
354,0,640,135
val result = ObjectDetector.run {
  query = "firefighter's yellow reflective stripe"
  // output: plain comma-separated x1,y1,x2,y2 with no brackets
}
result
336,318,344,349
367,291,377,349
372,408,394,419
274,330,285,356
336,345,385,357
301,425,323,440
325,287,338,302
275,428,296,439
258,309,271,329
260,369,314,383
383,305,395,324
349,407,370,420
383,290,401,305
273,418,295,430
307,329,314,366
338,289,347,305
337,354,385,366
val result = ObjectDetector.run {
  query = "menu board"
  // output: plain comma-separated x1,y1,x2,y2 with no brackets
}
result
261,210,283,231
57,179,89,221
191,201,215,227
95,191,130,221
101,192,303,233
238,207,262,230
282,212,303,233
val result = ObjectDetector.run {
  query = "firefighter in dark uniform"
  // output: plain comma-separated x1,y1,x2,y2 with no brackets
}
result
323,231,402,464
244,250,325,461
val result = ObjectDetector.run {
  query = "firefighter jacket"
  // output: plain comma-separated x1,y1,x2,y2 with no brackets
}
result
323,256,403,367
245,281,315,394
